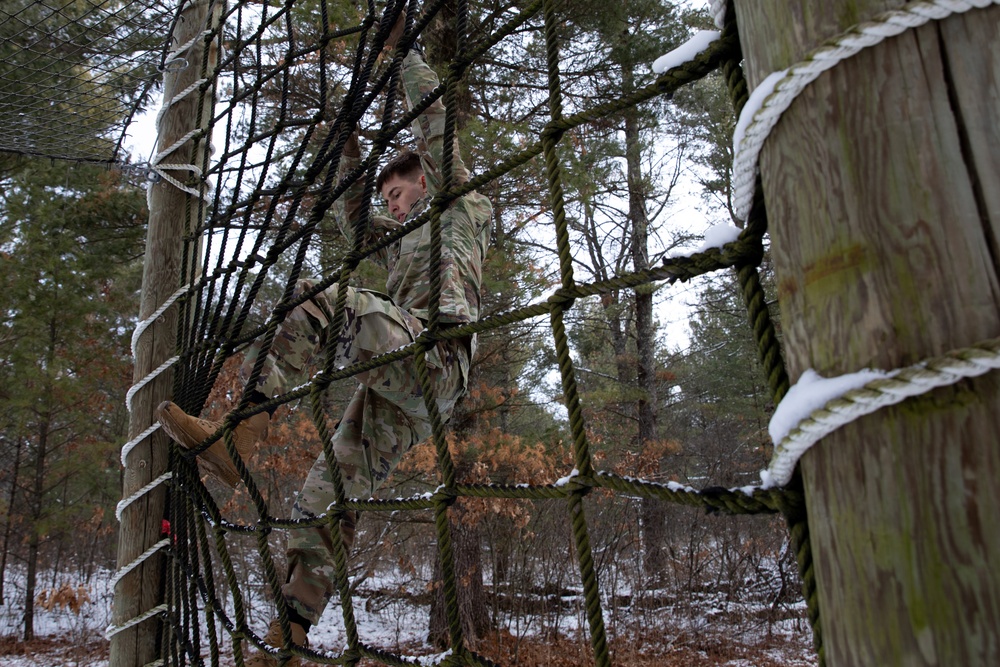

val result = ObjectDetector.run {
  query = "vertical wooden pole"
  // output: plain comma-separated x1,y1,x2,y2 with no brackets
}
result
110,1,216,664
735,2,1000,665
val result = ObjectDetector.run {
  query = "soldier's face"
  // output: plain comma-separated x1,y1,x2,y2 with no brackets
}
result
381,172,427,223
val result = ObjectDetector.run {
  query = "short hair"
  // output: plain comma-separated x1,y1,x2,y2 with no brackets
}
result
376,150,423,194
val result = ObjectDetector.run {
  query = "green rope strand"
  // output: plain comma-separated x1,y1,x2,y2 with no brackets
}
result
309,384,362,663
208,474,795,524
736,183,789,404
414,347,465,654
538,0,610,662
718,7,789,407
188,472,222,667
778,478,823,665
719,4,817,664
219,422,297,662
209,493,249,665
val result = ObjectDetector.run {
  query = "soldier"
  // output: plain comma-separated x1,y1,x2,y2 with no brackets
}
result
155,13,491,666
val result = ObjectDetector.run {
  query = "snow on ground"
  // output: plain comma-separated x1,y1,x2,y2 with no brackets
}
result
1,563,815,666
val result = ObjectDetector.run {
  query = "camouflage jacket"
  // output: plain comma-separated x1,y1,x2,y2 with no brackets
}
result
337,51,492,325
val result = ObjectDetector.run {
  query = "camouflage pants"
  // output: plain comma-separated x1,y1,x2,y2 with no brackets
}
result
239,278,469,625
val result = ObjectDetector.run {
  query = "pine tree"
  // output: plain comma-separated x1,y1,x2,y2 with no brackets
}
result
0,158,145,639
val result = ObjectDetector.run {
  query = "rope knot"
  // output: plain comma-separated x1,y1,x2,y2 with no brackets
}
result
540,120,567,144
431,485,458,507
415,329,442,346
546,286,576,309
557,472,593,496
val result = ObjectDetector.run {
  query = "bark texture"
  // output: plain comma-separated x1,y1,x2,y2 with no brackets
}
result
735,2,1000,665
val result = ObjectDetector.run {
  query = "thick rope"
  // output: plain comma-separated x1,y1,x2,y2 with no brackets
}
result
776,483,822,664
116,472,174,521
105,602,169,641
125,355,181,413
147,28,215,202
423,0,474,656
113,283,194,609
730,0,999,221
765,336,1000,488
120,422,162,466
108,540,171,597
131,285,191,358
709,0,726,28
136,0,847,664
539,0,610,663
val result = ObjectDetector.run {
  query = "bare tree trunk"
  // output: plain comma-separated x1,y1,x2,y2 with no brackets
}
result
428,501,490,649
23,317,59,641
23,408,49,642
0,437,24,605
622,57,665,580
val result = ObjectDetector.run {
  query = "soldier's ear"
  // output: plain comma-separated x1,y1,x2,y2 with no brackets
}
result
419,173,427,192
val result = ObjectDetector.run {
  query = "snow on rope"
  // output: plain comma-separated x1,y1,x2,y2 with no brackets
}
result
763,336,1000,488
730,0,999,222
652,30,720,75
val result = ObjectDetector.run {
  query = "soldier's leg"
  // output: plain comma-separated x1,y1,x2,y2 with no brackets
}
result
280,386,427,625
262,285,468,624
342,290,469,423
238,281,467,408
238,278,345,399
158,279,351,489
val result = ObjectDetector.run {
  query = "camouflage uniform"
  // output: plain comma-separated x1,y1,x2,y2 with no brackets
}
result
238,50,491,625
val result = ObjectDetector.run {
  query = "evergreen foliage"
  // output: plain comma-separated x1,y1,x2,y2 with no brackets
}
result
0,0,168,162
0,158,146,638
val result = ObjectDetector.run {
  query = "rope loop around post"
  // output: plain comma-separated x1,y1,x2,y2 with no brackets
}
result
764,335,1000,489
730,0,1000,221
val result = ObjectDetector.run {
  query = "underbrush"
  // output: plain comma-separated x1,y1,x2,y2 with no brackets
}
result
0,577,815,667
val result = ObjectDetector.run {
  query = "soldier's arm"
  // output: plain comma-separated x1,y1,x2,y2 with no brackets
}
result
401,49,471,199
331,130,397,267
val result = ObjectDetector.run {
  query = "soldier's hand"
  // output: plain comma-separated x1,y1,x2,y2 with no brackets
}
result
384,6,406,52
343,130,360,158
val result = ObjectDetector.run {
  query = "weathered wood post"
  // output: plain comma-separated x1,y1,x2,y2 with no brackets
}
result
735,2,1000,665
109,0,217,664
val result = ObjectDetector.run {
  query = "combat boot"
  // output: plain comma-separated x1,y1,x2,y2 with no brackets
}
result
155,401,269,488
245,619,308,667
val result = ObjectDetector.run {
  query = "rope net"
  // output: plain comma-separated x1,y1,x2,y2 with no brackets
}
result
123,0,813,665
0,0,173,164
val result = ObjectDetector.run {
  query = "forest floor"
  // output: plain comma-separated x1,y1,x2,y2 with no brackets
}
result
0,565,817,666
0,598,816,666
0,625,816,667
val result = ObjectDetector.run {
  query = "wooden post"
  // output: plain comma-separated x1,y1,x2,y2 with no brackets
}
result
109,0,217,664
734,2,1000,665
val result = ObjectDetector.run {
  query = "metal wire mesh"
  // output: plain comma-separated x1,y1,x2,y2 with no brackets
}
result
0,0,172,164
